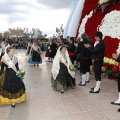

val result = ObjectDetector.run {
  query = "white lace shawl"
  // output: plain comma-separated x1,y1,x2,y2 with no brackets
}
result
2,54,18,72
52,46,75,80
29,44,41,54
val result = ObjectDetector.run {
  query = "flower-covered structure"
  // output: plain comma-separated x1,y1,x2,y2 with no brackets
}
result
77,0,120,57
77,0,120,73
64,0,120,74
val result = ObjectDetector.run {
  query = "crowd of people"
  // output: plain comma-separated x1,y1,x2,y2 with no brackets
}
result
0,32,120,112
48,32,105,94
46,32,120,112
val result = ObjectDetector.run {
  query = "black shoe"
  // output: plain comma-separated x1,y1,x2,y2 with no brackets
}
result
80,81,90,84
37,64,39,66
78,83,86,86
89,90,99,93
111,102,120,105
117,108,120,112
11,104,16,108
91,88,100,91
61,90,64,94
86,81,90,83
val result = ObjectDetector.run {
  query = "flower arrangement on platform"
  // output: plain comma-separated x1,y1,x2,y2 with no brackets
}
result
16,70,25,80
102,57,118,78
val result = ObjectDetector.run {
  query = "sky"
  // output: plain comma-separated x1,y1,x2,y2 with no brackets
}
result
0,0,74,37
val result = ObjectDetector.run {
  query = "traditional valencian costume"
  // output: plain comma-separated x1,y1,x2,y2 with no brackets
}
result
51,46,76,92
28,44,42,65
0,54,26,105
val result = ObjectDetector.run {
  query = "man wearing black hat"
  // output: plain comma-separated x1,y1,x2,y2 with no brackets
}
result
84,31,105,93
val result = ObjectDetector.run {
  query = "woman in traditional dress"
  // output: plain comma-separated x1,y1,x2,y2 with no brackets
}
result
28,41,42,66
51,45,76,93
0,47,26,107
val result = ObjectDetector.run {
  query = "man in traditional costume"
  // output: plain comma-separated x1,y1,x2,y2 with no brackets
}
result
85,32,105,93
78,33,91,86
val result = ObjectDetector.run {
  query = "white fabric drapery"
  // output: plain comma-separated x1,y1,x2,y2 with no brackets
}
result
63,0,85,38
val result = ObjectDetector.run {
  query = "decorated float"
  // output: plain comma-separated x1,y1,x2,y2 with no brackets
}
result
64,0,120,78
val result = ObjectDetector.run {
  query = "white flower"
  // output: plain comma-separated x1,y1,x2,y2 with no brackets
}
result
78,10,93,37
99,10,120,39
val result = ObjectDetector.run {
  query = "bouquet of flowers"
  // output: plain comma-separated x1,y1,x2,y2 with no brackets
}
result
16,70,25,80
37,51,42,54
69,64,77,71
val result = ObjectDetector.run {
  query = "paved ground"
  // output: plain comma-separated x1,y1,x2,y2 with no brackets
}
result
0,49,120,120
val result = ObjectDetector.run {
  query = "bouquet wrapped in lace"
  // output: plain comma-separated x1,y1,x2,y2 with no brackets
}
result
16,70,25,80
69,64,77,71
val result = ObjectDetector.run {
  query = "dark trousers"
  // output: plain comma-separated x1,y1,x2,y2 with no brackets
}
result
118,72,120,92
118,78,120,92
70,56,76,64
49,50,56,58
94,60,103,81
80,59,90,74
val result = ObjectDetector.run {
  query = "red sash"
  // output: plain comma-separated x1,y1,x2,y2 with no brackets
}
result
68,52,76,56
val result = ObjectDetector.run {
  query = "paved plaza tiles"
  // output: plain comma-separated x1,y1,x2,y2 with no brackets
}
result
0,49,120,120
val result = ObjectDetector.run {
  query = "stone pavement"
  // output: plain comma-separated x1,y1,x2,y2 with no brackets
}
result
0,49,120,120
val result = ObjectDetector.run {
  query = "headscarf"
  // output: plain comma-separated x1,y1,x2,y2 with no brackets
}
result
52,45,75,79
